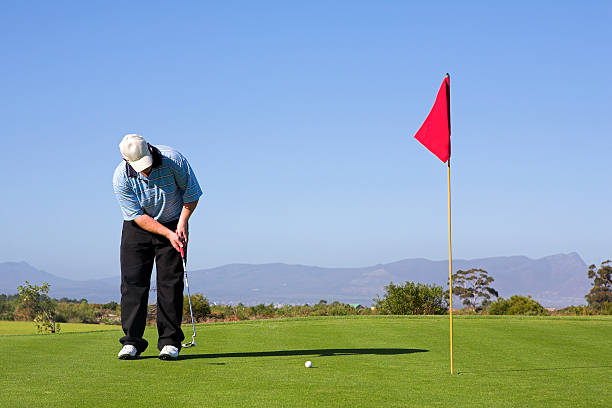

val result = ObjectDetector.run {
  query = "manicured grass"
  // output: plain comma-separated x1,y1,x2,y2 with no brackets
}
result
0,316,610,407
0,320,121,335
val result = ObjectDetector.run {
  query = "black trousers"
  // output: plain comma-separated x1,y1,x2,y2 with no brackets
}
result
120,219,185,353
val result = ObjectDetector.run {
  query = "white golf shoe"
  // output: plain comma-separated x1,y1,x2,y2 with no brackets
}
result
159,345,179,360
118,345,139,360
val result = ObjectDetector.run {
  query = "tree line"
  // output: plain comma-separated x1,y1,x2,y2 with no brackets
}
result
370,259,611,317
0,282,120,333
2,258,610,333
449,259,612,316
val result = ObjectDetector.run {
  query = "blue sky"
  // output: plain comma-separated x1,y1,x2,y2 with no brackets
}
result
1,1,610,280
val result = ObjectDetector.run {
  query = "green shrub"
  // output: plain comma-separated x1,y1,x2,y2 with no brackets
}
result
183,293,211,322
555,305,594,316
249,303,276,317
17,282,58,333
602,302,612,315
55,301,98,323
488,295,548,316
374,282,448,315
101,301,118,310
0,294,19,320
328,302,352,316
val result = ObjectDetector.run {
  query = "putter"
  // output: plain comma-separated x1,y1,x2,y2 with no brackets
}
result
180,246,197,348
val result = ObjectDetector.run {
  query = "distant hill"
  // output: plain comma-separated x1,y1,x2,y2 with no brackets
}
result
0,262,118,303
0,253,591,307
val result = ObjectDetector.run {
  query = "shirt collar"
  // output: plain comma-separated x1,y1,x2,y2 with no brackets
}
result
126,145,162,178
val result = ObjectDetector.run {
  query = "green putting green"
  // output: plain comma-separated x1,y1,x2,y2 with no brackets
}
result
0,316,610,407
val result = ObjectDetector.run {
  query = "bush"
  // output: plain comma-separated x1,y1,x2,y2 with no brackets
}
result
555,305,595,316
488,295,548,316
374,282,448,315
183,293,211,322
0,294,19,320
101,301,118,310
55,301,98,323
17,282,58,333
58,297,88,304
249,303,276,318
328,302,353,316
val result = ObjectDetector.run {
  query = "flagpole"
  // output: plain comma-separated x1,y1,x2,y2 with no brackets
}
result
413,72,453,374
445,72,454,375
448,159,454,375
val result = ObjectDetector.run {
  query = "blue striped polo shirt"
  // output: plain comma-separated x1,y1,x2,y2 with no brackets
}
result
112,145,203,222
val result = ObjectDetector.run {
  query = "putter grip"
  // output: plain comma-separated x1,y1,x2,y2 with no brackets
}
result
179,247,185,259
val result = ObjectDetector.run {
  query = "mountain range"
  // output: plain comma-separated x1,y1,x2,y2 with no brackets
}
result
0,252,592,308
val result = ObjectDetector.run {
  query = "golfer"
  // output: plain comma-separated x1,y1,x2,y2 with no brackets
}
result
112,134,202,360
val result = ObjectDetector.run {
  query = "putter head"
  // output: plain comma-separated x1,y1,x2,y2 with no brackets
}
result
182,335,197,348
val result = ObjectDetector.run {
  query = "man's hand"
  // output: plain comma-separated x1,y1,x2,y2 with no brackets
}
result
166,230,184,253
176,221,189,246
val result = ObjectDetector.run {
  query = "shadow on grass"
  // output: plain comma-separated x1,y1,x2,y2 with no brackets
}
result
458,365,612,374
140,348,428,360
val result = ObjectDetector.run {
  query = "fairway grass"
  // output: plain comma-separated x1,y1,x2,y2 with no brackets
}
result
0,316,610,407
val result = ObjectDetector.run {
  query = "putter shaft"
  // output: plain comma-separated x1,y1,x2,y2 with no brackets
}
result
181,251,197,347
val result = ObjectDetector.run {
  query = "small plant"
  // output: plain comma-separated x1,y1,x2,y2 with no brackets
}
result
17,281,58,333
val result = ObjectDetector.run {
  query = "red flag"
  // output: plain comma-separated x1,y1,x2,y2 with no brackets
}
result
414,75,451,163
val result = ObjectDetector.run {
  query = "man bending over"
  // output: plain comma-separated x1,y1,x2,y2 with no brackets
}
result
112,134,202,360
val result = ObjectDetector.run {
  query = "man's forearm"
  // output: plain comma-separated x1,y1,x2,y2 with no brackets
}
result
133,214,172,238
134,214,184,252
176,200,198,245
178,200,198,225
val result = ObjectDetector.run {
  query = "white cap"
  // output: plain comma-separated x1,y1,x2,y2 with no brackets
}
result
119,134,153,172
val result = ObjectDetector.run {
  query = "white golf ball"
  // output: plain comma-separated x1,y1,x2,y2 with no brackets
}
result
305,361,312,368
